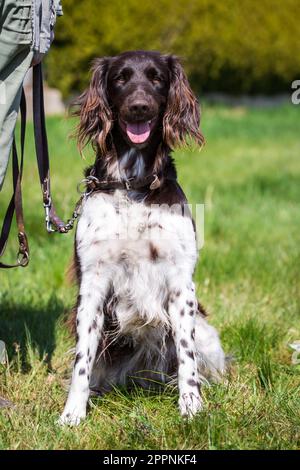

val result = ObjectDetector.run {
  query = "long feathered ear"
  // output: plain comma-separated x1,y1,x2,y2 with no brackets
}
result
74,57,112,155
163,56,204,149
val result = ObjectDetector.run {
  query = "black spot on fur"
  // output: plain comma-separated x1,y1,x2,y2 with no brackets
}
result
187,379,199,388
149,242,159,261
79,368,86,375
186,300,194,307
189,310,194,316
88,326,91,334
176,290,181,297
74,352,82,366
180,339,188,348
197,301,208,317
76,318,80,327
180,309,185,316
191,328,195,340
92,319,97,329
186,350,194,360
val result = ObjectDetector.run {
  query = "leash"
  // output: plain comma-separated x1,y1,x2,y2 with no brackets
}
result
32,63,74,234
0,63,78,269
0,91,29,268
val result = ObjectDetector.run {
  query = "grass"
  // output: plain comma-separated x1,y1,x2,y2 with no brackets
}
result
0,102,300,449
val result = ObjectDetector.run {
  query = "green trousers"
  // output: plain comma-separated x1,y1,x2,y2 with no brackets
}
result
0,1,33,191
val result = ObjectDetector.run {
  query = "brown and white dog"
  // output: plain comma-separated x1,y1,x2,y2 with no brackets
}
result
59,51,225,426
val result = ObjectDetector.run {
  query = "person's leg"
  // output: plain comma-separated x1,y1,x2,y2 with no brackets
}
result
0,0,33,191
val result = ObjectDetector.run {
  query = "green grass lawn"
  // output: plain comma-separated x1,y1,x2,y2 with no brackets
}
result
0,102,300,449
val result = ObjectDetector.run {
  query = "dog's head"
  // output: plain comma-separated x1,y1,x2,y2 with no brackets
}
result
76,50,204,155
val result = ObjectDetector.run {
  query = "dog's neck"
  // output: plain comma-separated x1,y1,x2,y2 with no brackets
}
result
91,125,176,190
112,125,162,181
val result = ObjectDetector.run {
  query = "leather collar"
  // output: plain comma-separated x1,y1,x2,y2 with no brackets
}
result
83,173,164,194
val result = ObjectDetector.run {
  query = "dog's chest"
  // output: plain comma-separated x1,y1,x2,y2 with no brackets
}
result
76,191,196,267
76,190,197,332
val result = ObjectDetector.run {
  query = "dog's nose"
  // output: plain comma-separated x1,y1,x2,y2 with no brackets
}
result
129,100,150,114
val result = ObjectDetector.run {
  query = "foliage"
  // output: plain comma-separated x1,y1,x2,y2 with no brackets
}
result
47,0,300,97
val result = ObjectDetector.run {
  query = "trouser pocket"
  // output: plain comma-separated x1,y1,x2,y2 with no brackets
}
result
1,0,32,45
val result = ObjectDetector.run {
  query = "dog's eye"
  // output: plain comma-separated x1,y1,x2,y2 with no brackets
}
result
152,76,162,84
147,68,164,85
113,68,132,84
115,74,126,84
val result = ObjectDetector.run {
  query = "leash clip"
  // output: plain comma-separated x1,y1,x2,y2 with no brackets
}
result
43,197,56,233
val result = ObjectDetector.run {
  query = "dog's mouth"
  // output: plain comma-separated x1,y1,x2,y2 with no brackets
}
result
119,118,157,145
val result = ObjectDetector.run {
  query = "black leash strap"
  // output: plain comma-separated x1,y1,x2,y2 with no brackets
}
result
32,63,67,233
0,63,70,269
0,90,29,268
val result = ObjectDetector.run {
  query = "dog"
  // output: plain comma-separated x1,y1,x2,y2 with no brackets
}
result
59,51,225,426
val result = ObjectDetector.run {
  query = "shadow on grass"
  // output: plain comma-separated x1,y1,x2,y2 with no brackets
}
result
0,293,64,370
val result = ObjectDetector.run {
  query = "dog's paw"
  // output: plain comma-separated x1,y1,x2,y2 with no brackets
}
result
179,392,202,418
57,407,86,426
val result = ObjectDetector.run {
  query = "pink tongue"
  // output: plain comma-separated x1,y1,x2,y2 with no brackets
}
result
126,122,150,144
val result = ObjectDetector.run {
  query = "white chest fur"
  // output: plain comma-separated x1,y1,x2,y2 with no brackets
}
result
76,190,198,332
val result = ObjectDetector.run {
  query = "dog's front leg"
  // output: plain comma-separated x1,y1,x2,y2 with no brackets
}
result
59,271,109,426
168,285,202,418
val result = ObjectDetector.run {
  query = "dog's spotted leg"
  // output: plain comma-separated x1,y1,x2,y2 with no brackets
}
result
168,285,202,418
58,271,109,426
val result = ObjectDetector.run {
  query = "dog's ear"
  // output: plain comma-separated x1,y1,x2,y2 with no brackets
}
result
75,57,112,155
163,56,204,149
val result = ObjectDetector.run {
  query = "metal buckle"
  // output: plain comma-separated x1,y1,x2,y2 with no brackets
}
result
77,176,100,196
17,232,29,267
150,174,161,190
17,250,29,267
125,180,132,190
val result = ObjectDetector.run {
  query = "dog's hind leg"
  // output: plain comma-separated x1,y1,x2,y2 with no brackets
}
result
168,283,202,418
194,314,226,381
59,269,111,426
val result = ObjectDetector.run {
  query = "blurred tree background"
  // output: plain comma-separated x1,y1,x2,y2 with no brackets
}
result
47,0,300,98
